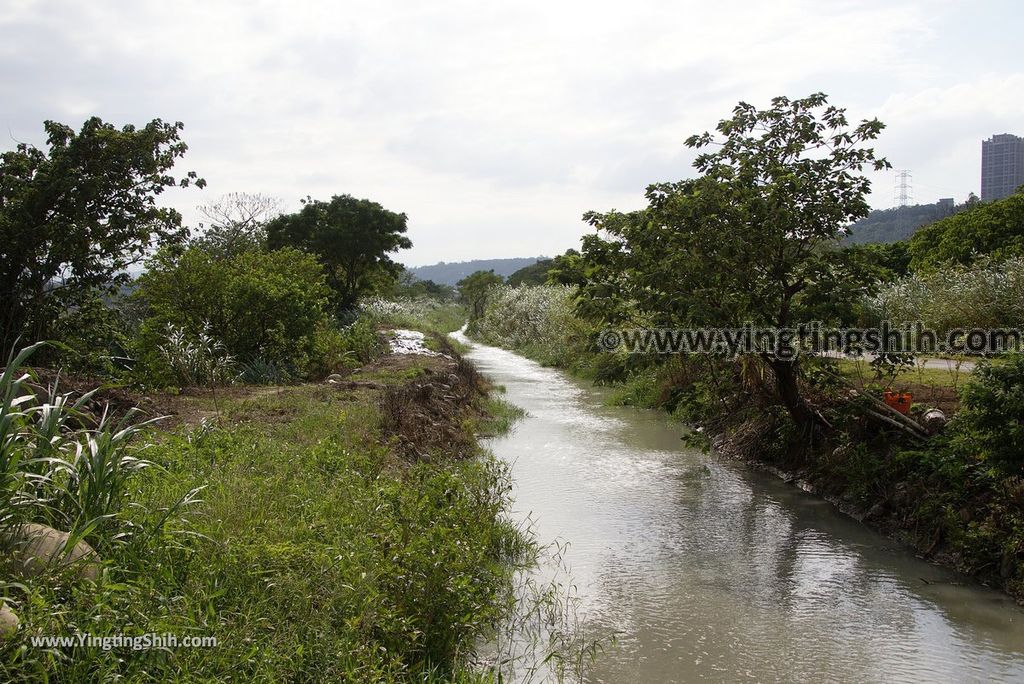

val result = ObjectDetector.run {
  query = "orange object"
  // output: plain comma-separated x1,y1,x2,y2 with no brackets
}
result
884,391,913,415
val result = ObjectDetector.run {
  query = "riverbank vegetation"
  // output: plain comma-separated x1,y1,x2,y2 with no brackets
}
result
0,116,555,680
1,335,537,681
468,94,1024,602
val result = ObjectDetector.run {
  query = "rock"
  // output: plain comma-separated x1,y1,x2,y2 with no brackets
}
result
326,374,345,384
0,603,18,638
796,480,815,493
5,523,101,582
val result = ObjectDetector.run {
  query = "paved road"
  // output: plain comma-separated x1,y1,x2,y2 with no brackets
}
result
820,351,977,372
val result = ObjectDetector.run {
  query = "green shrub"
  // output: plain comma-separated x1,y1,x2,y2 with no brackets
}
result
158,323,238,386
47,294,137,377
304,317,384,379
955,354,1024,474
134,246,334,383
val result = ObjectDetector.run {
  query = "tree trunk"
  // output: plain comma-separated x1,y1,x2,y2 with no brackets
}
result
767,357,825,438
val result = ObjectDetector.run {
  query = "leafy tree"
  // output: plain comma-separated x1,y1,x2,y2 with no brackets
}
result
580,93,889,433
545,249,587,287
135,246,333,379
0,117,204,356
457,270,505,321
194,192,282,259
857,240,912,280
266,194,412,312
908,190,1024,271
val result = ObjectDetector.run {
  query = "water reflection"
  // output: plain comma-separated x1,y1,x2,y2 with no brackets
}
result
456,333,1024,683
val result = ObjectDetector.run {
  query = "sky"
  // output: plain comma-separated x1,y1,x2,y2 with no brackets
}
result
1,0,1022,266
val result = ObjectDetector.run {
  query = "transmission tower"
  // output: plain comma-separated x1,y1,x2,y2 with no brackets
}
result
893,170,913,208
892,170,913,236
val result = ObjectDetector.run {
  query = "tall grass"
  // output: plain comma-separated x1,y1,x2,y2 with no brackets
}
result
364,297,468,334
0,342,160,544
864,256,1024,333
158,323,238,386
470,285,593,367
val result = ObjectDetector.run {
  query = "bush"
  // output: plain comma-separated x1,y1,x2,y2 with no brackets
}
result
134,246,334,383
158,323,238,386
304,317,384,379
955,354,1024,474
46,294,137,377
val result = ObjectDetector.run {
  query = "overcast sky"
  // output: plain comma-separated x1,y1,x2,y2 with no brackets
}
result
2,0,1021,266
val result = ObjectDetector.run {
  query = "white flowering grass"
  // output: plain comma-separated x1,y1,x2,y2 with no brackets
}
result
472,285,592,365
865,257,1024,333
360,296,465,333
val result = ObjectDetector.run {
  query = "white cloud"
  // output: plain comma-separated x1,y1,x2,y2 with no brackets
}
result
2,0,1021,264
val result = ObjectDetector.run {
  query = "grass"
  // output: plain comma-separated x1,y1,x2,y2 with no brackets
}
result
0,345,535,682
831,356,979,415
357,366,429,384
473,397,527,438
374,302,468,336
833,357,972,389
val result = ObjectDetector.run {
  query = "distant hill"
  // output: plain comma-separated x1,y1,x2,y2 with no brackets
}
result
844,200,961,244
507,259,554,287
407,257,546,286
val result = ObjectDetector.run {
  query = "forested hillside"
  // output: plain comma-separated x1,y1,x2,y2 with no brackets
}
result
408,257,544,285
844,199,961,244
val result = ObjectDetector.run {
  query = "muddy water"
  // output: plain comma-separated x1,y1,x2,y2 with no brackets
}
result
456,334,1024,683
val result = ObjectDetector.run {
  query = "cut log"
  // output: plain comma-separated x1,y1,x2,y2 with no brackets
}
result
864,408,927,441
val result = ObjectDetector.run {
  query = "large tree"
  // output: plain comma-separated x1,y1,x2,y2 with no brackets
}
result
580,94,889,433
0,117,204,355
457,270,504,321
266,194,412,312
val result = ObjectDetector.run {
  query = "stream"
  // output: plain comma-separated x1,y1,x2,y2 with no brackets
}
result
454,333,1024,683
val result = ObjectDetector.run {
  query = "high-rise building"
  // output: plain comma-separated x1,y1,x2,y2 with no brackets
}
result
981,133,1024,201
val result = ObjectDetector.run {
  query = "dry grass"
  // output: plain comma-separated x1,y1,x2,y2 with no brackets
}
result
379,355,488,462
